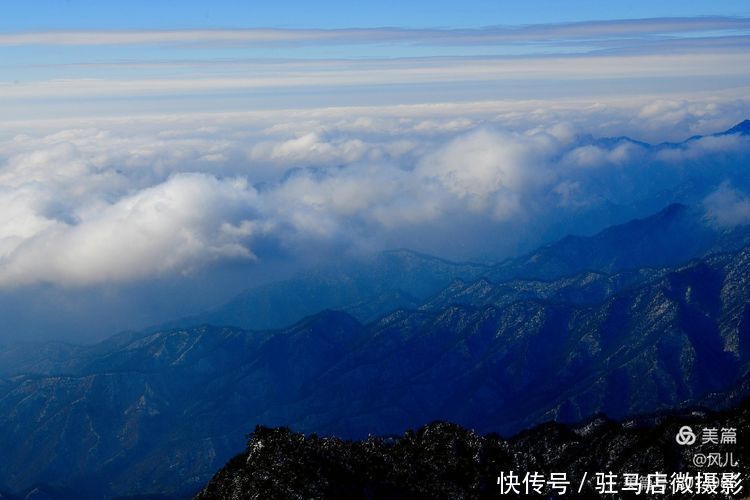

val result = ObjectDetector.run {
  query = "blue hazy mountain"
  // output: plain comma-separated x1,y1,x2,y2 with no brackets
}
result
719,118,750,136
490,203,750,281
0,211,749,496
158,249,490,331
155,203,750,336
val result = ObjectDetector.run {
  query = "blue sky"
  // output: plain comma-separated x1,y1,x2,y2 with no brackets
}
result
3,0,750,30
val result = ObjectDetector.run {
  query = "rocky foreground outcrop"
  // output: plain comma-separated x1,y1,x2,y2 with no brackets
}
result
198,399,750,499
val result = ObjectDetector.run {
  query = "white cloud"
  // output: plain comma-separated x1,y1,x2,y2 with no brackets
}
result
416,129,558,217
563,141,646,169
703,182,750,228
250,132,368,167
553,180,588,208
0,98,749,288
4,53,749,103
0,174,259,287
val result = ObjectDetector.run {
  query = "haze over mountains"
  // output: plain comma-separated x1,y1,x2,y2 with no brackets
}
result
49,119,749,342
163,201,750,333
0,194,749,496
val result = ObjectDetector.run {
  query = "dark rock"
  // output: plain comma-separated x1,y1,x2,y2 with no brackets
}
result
197,399,750,499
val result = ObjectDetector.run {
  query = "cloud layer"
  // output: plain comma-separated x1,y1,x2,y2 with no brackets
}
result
2,18,749,47
2,16,750,120
1,97,749,288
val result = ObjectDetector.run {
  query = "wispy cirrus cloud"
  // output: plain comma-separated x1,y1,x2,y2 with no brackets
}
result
1,16,749,120
1,17,749,47
2,52,748,100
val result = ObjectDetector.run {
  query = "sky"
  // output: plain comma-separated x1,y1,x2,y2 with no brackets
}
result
3,1,750,30
1,1,750,341
3,2,750,119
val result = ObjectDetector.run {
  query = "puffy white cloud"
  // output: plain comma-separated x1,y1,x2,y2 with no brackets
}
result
563,141,646,169
250,132,369,167
0,174,259,287
416,129,558,217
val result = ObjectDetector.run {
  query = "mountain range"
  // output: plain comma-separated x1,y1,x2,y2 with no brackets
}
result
153,202,750,335
0,199,749,497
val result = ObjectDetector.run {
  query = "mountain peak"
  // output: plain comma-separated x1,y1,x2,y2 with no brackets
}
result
294,309,363,331
720,119,750,136
648,202,688,220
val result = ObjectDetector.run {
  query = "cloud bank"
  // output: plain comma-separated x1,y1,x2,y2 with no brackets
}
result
1,97,749,288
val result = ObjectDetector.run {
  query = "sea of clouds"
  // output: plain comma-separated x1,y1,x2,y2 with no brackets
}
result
1,96,749,292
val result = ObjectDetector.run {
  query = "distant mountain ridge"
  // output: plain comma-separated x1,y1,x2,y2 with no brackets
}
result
151,202,750,337
575,118,750,151
156,249,490,332
3,201,747,381
0,228,749,496
717,118,750,136
152,114,750,334
490,203,750,282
